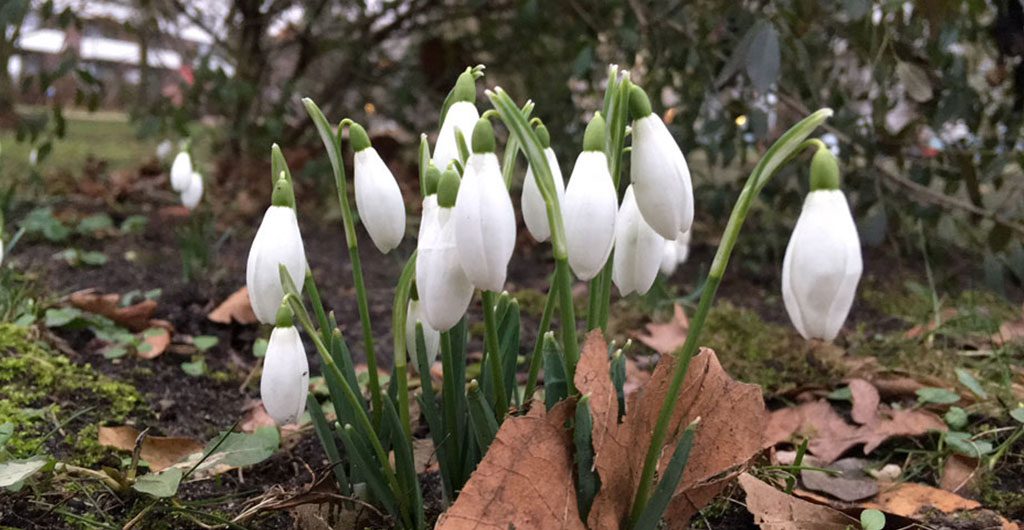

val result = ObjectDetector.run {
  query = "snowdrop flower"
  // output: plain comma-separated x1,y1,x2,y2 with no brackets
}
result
629,85,694,239
351,123,406,253
28,148,38,167
246,175,308,324
453,119,516,292
433,70,479,170
181,172,204,210
659,229,691,276
521,124,565,242
405,298,440,366
613,185,666,296
564,114,617,280
417,171,474,331
782,147,862,342
170,150,193,192
156,139,173,161
260,304,309,425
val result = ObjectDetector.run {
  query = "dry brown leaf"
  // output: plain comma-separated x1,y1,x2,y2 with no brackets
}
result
739,473,856,530
905,308,958,339
239,402,277,433
848,379,879,425
69,289,158,332
864,482,979,516
137,328,171,359
799,457,879,502
578,331,767,529
98,425,203,472
765,400,946,463
940,454,979,494
992,305,1024,346
435,400,583,530
208,287,258,325
633,304,689,355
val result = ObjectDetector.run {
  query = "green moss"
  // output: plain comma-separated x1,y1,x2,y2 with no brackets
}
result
0,323,144,464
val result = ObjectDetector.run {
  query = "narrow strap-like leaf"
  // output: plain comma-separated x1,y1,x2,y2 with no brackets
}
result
574,395,600,520
633,419,700,530
307,395,351,495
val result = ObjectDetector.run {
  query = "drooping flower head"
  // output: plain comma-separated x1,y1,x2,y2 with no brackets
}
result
521,123,566,242
659,228,691,277
564,114,618,280
453,118,517,292
782,145,862,342
246,173,308,324
405,297,440,367
351,122,406,253
433,69,480,171
628,85,694,239
181,172,204,210
416,169,474,331
260,303,309,425
170,150,193,192
613,185,667,296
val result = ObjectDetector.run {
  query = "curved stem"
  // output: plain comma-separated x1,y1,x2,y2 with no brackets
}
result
628,108,834,524
391,252,418,440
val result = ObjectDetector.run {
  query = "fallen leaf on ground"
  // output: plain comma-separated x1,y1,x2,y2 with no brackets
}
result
98,425,203,472
848,379,879,425
739,473,856,529
992,304,1024,346
799,457,878,502
208,287,258,325
239,402,277,433
137,328,171,359
864,482,978,516
765,396,946,463
69,289,157,331
633,303,689,355
435,400,584,530
905,308,958,339
579,331,767,529
939,454,979,494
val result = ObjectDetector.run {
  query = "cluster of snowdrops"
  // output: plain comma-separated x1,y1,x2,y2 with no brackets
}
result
196,65,861,528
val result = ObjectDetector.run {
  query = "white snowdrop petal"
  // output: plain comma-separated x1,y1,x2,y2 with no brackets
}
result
260,326,309,425
521,148,565,242
630,115,694,239
453,153,516,292
246,206,309,324
659,240,678,276
416,199,474,331
612,186,666,295
781,190,863,341
405,299,441,366
564,151,617,280
433,101,479,171
354,148,406,253
170,152,193,192
181,172,204,210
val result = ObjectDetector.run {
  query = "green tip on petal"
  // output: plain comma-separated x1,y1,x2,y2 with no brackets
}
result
275,301,294,328
437,168,461,208
271,172,295,208
471,118,496,153
583,113,606,152
535,123,551,149
349,122,371,152
424,164,441,196
809,144,841,191
628,85,653,118
453,69,477,104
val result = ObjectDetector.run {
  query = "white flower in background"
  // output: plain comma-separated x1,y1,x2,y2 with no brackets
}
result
416,188,474,331
246,176,308,324
351,123,406,253
564,115,617,280
521,125,565,242
260,306,309,425
659,228,691,276
612,186,666,296
629,86,694,240
453,119,516,292
433,70,480,171
782,148,862,342
181,172,204,210
156,139,173,161
28,148,38,167
405,298,440,366
170,151,193,192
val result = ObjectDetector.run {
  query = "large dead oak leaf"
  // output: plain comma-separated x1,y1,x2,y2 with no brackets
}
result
578,331,767,529
98,425,203,472
739,473,856,529
436,400,584,530
69,289,158,332
633,304,689,355
208,287,258,325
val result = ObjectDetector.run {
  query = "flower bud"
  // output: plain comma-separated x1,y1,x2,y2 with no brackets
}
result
405,299,440,366
453,122,516,291
564,116,617,280
246,177,308,324
782,188,862,342
352,123,406,254
260,304,309,425
181,172,204,210
170,151,193,192
629,85,694,239
434,101,480,171
522,125,565,242
612,185,666,296
416,196,474,331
